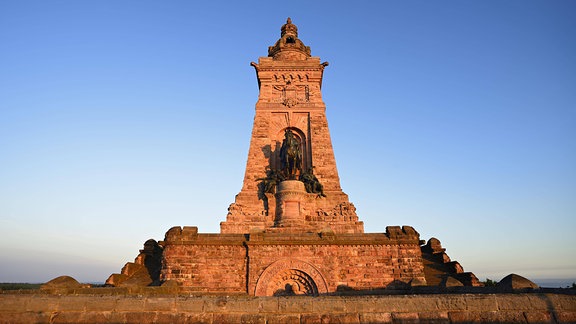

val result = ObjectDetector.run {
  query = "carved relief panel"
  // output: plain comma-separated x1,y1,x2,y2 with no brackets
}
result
260,72,321,106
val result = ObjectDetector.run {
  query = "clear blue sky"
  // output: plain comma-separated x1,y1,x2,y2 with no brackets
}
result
1,1,575,286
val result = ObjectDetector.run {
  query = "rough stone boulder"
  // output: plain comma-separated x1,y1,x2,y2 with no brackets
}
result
41,275,88,290
497,273,539,290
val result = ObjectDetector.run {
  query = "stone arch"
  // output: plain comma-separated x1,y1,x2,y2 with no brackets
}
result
254,258,328,296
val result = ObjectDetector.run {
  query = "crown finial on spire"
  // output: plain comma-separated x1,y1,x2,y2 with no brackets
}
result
281,17,298,38
270,18,310,59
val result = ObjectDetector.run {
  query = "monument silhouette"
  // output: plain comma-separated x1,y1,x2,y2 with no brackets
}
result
106,18,481,294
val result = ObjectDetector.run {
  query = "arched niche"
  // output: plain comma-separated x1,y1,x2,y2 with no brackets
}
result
270,127,310,174
254,258,328,296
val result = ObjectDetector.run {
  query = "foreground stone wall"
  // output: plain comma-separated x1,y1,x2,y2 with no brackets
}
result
1,293,574,323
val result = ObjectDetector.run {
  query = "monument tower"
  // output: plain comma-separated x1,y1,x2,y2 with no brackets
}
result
221,18,363,234
107,18,480,295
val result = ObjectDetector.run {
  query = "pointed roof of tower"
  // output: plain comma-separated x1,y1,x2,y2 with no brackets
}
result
268,18,311,60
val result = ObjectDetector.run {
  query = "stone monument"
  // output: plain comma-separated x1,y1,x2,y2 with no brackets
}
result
107,18,480,295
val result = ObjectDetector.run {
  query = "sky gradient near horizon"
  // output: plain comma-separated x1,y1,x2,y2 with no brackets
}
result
1,1,575,285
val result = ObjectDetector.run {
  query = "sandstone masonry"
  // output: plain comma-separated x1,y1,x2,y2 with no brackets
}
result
107,18,481,295
1,292,575,324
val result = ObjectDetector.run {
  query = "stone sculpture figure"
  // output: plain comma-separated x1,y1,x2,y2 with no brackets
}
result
299,168,326,197
279,129,302,180
257,168,285,195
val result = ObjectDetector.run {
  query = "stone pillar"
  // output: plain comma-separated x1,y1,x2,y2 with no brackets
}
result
275,180,307,227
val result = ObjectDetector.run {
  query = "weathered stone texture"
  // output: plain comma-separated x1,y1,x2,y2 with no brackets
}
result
106,18,481,301
172,20,428,296
2,293,574,324
220,19,362,235
498,273,540,290
160,226,425,295
161,233,247,292
421,238,483,287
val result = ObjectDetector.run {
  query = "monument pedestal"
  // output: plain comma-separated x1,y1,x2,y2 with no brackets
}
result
275,180,307,227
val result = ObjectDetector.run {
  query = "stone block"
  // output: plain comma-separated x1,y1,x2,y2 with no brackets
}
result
26,296,59,312
311,297,347,312
369,296,438,313
201,296,228,312
523,311,554,323
300,313,360,324
177,313,213,323
386,226,403,238
497,294,547,311
359,312,392,324
55,311,113,324
239,313,267,324
144,297,175,312
258,298,279,312
331,313,361,323
165,226,183,239
556,311,576,323
464,295,498,311
154,312,184,324
496,310,531,323
450,310,526,323
401,296,440,312
175,296,205,312
548,294,576,311
435,296,467,311
391,312,419,324
106,312,126,323
264,314,300,324
418,311,450,324
123,311,157,324
106,273,128,286
235,298,268,313
0,296,27,312
300,314,328,324
80,311,114,323
115,296,145,312
0,311,50,324
121,262,145,277
213,313,243,323
277,297,315,313
447,311,471,323
342,296,369,310
82,296,118,312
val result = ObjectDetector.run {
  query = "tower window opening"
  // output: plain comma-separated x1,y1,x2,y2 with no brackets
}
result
286,37,295,44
